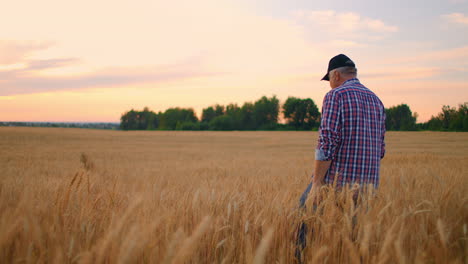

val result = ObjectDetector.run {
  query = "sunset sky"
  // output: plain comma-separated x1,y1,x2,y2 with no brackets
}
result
1,0,467,122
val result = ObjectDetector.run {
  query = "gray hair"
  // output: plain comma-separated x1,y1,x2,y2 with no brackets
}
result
330,66,357,77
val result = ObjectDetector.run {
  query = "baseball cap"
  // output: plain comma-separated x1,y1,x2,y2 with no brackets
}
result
321,54,355,81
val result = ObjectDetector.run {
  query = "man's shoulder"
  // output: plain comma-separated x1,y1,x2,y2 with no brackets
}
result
324,88,342,101
327,79,384,106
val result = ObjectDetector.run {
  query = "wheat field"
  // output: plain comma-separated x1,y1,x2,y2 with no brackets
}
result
0,127,467,263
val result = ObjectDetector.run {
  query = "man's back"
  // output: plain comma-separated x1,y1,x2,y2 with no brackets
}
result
296,54,385,262
317,78,385,188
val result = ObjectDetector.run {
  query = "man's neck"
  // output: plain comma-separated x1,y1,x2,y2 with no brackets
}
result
332,77,357,89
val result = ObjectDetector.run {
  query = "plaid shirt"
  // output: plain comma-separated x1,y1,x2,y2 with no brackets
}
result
316,78,386,188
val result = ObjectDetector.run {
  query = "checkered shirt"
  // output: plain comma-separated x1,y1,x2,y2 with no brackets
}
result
316,78,386,188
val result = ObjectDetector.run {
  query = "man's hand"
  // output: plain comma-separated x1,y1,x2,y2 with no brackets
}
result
313,160,332,185
305,159,332,208
308,182,322,204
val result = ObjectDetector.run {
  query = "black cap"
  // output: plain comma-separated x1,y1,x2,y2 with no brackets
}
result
321,54,355,81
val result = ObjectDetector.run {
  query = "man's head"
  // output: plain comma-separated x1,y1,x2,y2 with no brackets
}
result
321,54,357,89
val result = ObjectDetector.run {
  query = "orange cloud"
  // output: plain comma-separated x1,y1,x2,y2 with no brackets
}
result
385,46,468,65
297,10,398,33
0,57,222,96
292,10,398,45
442,13,468,25
0,40,52,65
361,67,442,80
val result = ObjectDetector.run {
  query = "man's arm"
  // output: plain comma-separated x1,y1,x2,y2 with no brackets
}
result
308,157,332,205
313,160,332,185
308,91,341,204
313,91,342,183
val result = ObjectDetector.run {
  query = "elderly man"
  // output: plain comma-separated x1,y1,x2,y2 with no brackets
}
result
296,54,386,262
311,54,386,199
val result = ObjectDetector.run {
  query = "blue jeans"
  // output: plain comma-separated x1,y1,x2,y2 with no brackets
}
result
295,180,364,263
299,181,313,208
295,180,315,263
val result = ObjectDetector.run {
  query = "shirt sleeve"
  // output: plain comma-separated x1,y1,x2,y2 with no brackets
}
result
316,91,342,161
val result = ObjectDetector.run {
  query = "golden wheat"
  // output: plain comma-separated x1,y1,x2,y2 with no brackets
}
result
0,127,467,263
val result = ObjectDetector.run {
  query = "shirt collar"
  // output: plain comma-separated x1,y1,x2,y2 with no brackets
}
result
343,78,360,85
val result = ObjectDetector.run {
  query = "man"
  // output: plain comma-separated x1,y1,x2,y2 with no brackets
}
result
295,54,386,262
310,54,386,200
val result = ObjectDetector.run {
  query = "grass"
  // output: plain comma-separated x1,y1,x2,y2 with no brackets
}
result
0,127,467,263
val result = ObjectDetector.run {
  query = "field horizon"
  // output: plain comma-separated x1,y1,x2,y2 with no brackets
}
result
0,127,467,263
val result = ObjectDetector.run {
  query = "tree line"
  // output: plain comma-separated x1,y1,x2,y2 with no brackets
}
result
120,96,320,131
120,97,468,132
384,103,467,131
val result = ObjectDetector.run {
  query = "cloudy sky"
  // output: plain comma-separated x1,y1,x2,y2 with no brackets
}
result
1,0,467,122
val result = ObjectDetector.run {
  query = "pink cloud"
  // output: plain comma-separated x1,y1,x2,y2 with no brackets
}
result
0,59,223,96
293,10,398,34
361,67,442,80
385,46,468,65
442,13,468,25
291,10,398,49
0,40,52,65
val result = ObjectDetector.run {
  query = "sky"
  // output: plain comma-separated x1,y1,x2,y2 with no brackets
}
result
0,0,467,122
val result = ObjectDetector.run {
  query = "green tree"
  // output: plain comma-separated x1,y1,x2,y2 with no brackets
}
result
253,96,279,130
423,103,468,131
138,107,158,130
201,106,216,123
120,109,138,130
283,97,321,130
160,108,198,130
452,103,468,131
202,104,225,124
214,104,225,116
120,107,159,130
385,104,416,131
440,105,457,130
209,115,235,131
240,102,256,130
175,121,200,131
225,103,242,130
